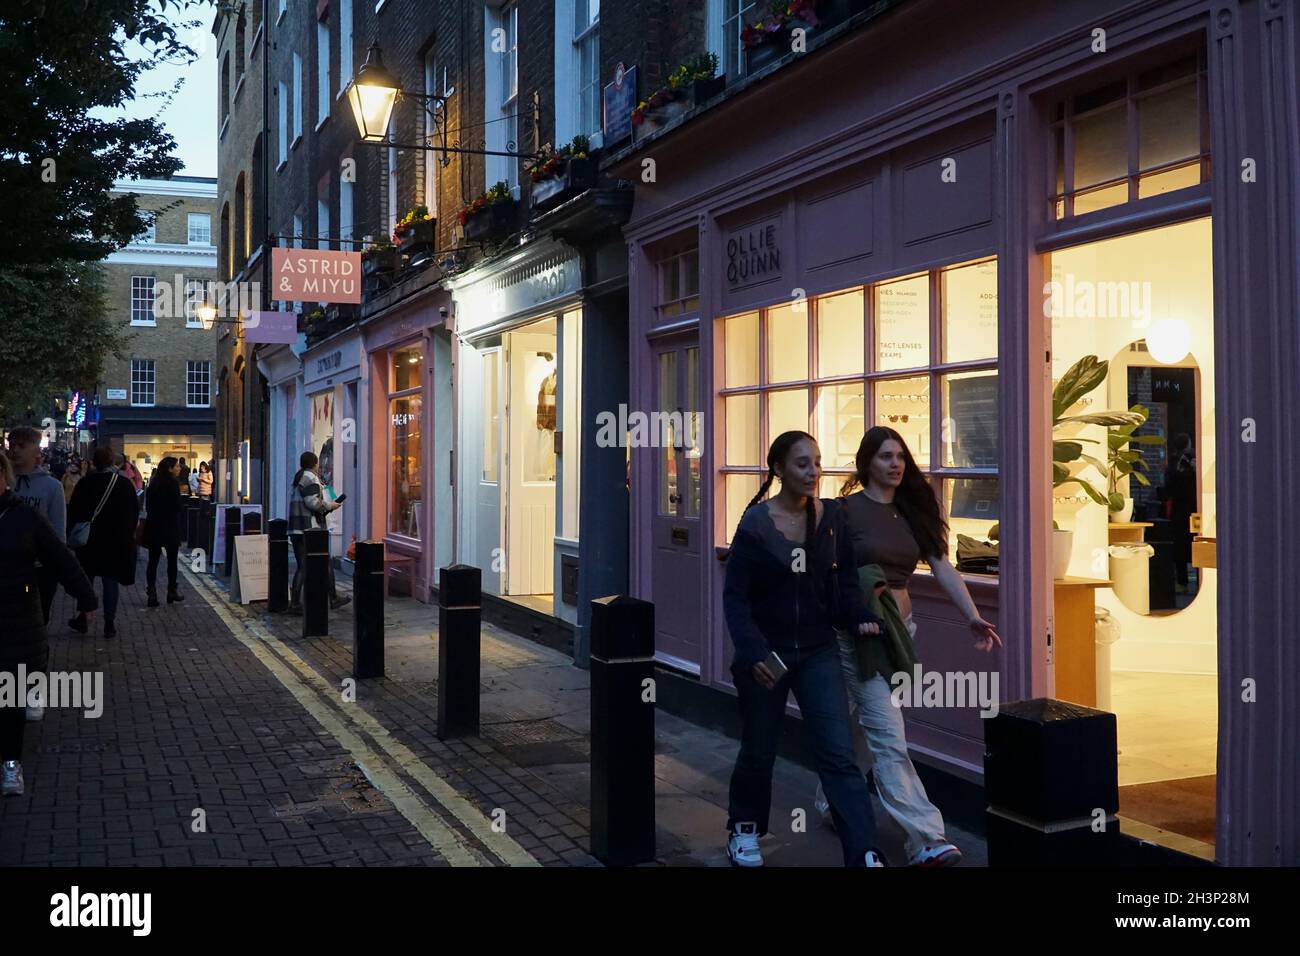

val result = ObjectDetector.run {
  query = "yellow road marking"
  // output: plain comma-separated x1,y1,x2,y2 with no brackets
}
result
186,567,539,867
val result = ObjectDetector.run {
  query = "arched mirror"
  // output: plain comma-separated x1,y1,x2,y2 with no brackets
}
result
1106,339,1203,615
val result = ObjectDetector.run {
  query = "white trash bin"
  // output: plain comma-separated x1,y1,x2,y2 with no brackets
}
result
1094,607,1121,712
1108,543,1155,616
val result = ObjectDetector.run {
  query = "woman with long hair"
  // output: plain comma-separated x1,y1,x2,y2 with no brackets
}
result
815,426,1001,866
723,430,887,867
142,456,184,608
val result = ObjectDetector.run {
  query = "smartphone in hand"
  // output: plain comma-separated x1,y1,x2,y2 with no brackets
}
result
763,650,789,683
334,493,347,503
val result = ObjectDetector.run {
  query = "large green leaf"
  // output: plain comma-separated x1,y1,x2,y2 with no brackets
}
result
1052,356,1109,421
1058,411,1147,428
1054,440,1084,463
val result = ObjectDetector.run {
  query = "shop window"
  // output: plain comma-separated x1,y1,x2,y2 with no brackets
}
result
657,246,699,319
1050,51,1208,220
388,346,423,539
719,257,999,553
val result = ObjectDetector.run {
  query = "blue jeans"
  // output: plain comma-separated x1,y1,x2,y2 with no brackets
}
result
728,640,880,866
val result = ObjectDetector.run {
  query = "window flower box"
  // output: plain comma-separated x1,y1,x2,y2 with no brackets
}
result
743,0,823,73
529,157,597,214
361,247,401,277
395,218,435,254
462,198,518,242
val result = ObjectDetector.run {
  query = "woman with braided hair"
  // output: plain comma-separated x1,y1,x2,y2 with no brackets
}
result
722,430,888,867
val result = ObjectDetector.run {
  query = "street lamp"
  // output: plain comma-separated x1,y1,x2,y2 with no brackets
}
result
345,42,400,143
344,43,541,161
197,303,219,330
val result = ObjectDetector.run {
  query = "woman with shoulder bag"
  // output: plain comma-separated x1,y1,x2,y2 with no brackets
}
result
67,446,140,639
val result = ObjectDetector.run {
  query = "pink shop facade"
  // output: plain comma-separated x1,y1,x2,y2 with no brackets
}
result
612,0,1300,865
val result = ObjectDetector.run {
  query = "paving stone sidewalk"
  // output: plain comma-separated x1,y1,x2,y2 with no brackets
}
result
1,554,986,867
0,564,444,867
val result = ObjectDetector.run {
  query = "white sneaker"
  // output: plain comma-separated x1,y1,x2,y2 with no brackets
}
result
727,822,764,868
865,850,886,867
908,841,962,867
813,786,835,829
25,705,44,721
1,760,23,797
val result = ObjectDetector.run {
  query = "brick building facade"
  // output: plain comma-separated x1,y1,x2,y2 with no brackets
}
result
98,177,219,483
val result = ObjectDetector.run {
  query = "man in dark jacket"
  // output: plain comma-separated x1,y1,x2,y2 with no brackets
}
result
67,446,140,639
0,452,98,797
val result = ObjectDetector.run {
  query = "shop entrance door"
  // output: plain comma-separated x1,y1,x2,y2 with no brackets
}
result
475,348,504,594
504,326,558,597
650,335,703,672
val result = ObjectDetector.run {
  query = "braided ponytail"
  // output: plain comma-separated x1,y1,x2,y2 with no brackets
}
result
744,469,776,513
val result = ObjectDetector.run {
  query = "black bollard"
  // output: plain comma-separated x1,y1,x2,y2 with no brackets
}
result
222,506,241,578
185,499,199,546
353,541,385,678
242,511,261,535
302,527,330,637
196,502,213,566
267,519,289,613
436,565,480,740
984,698,1119,865
589,594,656,866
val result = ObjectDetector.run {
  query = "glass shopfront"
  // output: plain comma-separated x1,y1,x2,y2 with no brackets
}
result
388,346,424,541
718,258,999,556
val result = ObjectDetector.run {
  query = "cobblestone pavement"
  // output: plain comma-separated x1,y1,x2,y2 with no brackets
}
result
0,553,986,868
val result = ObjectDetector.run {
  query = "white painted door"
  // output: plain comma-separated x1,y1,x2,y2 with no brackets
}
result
475,347,504,593
505,330,557,595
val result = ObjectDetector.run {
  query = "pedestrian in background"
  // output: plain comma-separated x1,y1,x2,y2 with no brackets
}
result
196,461,214,500
288,451,350,613
6,427,67,626
120,456,144,494
142,456,184,608
0,451,98,797
177,457,191,496
61,458,82,505
67,446,139,639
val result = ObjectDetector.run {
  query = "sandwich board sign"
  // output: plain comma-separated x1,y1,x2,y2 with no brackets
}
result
230,533,269,604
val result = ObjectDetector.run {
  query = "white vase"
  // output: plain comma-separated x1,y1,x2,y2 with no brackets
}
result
1109,498,1135,523
1052,529,1074,579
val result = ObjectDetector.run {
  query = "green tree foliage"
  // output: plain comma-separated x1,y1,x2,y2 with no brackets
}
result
0,0,204,420
0,262,118,422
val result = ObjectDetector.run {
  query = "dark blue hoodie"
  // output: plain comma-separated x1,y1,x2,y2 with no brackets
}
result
723,497,880,668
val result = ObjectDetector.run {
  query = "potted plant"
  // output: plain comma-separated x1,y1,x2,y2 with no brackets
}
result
1106,405,1160,522
299,306,328,337
742,0,822,73
393,205,435,253
1050,355,1146,578
459,181,517,242
528,135,596,212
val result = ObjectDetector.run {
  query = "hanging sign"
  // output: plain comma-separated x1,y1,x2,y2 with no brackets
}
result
271,248,362,303
244,310,300,344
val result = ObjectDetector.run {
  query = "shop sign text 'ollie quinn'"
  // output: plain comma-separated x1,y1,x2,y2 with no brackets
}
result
271,248,362,304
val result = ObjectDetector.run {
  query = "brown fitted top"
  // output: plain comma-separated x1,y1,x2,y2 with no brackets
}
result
841,491,922,589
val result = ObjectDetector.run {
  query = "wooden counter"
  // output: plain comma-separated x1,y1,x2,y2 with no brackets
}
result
1054,576,1111,708
1108,521,1153,544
